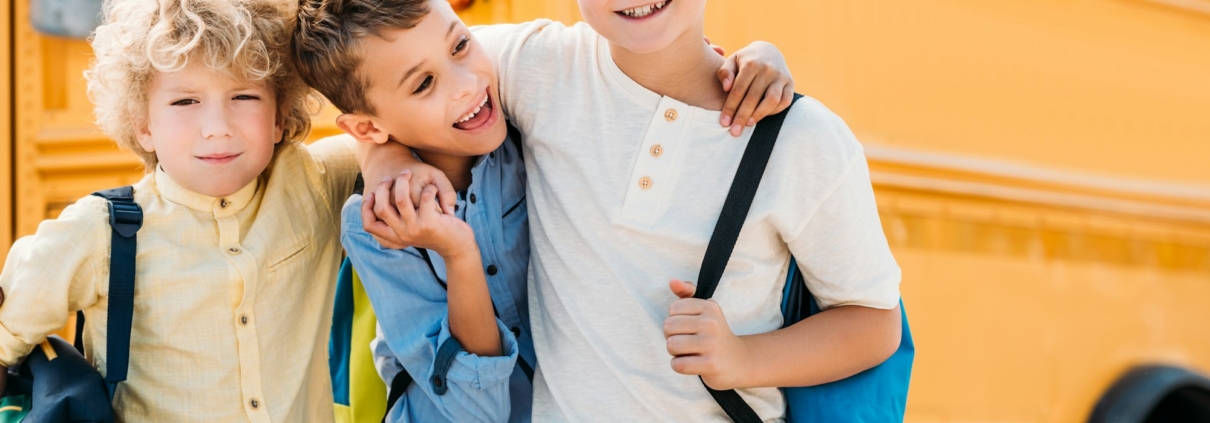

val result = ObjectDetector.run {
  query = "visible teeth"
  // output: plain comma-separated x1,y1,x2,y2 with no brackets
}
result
457,95,490,124
622,1,666,18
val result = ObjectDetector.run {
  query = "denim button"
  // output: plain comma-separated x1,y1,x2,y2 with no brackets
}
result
486,265,498,276
510,327,521,337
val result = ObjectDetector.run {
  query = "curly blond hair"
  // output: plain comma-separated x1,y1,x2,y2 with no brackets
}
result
86,0,316,169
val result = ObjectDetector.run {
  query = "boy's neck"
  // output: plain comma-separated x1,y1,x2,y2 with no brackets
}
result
609,22,728,111
413,150,477,192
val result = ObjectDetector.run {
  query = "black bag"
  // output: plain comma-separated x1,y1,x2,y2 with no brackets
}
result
3,186,142,422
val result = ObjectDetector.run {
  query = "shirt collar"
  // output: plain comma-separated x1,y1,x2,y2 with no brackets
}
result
154,166,259,215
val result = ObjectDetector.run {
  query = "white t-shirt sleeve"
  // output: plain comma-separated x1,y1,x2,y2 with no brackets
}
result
785,152,901,310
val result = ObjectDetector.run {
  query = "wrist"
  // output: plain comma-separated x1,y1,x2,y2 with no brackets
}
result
438,239,480,265
730,335,760,389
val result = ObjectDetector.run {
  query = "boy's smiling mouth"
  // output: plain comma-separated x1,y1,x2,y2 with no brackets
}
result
452,88,496,132
617,0,670,19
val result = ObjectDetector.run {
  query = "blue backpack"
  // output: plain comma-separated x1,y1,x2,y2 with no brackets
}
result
692,94,915,422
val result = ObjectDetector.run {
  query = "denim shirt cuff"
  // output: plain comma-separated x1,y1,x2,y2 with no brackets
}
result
429,316,519,394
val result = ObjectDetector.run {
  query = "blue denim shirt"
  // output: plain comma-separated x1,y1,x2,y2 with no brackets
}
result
341,138,532,423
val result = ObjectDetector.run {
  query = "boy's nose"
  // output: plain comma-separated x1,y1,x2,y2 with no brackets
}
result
451,69,480,102
200,105,234,139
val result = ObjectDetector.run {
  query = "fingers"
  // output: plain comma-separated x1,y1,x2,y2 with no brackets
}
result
669,279,697,299
668,297,718,317
666,334,706,356
749,82,786,124
710,43,726,57
669,354,713,376
391,172,418,228
422,171,458,215
372,177,404,229
416,185,441,220
779,84,795,114
362,192,406,249
717,57,739,118
730,72,772,136
663,315,702,337
720,59,753,130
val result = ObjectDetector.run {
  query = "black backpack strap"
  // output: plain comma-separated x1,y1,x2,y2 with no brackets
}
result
506,121,523,160
693,95,802,422
382,368,415,423
90,186,143,398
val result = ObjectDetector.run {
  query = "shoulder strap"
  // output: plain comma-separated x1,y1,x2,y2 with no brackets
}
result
90,186,143,398
381,369,414,423
506,121,523,159
693,95,802,422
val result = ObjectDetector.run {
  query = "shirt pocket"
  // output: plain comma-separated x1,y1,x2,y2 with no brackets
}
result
268,242,310,272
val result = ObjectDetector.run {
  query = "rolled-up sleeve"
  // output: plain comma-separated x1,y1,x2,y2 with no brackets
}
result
341,196,518,423
0,196,108,366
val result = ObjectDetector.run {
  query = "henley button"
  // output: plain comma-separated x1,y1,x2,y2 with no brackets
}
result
664,108,678,121
650,144,664,157
639,177,653,190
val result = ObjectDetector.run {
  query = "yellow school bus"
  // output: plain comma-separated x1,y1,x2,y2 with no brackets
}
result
4,0,1209,421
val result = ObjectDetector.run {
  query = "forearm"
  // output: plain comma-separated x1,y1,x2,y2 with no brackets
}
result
443,248,503,357
355,141,416,184
737,305,901,388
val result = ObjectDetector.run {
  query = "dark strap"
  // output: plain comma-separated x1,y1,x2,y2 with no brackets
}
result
74,310,86,353
382,368,415,423
415,248,447,289
90,186,143,398
693,95,802,422
506,121,523,159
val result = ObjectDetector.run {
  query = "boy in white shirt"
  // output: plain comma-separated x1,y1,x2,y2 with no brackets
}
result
368,1,903,421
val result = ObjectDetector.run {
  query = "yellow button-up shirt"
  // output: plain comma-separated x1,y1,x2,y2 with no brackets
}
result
0,137,359,422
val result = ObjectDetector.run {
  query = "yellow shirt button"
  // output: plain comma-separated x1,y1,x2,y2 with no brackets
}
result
650,144,664,157
227,247,241,255
249,398,260,409
664,109,677,121
639,176,653,189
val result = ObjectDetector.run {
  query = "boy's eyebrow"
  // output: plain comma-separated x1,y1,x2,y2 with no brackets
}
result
399,61,425,89
396,22,462,89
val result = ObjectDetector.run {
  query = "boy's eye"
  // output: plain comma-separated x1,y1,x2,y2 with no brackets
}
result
454,37,469,54
414,75,433,94
170,99,198,106
234,94,260,100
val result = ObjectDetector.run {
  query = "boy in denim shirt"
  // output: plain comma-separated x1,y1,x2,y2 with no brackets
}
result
293,1,793,421
366,1,904,421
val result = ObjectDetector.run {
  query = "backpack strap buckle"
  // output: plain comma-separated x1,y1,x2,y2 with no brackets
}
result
107,201,143,238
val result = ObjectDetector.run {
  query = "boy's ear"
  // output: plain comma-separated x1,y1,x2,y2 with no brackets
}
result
273,110,286,145
134,120,156,153
336,113,390,145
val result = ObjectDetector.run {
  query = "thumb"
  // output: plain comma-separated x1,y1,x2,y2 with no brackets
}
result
669,279,697,299
718,57,738,92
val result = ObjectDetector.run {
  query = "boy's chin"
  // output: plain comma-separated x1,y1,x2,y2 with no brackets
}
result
608,32,678,55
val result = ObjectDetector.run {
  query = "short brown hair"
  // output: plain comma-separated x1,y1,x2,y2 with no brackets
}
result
87,0,314,169
293,0,430,114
